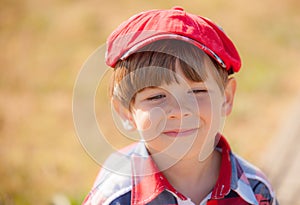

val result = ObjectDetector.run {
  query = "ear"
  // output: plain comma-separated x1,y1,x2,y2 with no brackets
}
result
222,77,237,116
111,97,136,130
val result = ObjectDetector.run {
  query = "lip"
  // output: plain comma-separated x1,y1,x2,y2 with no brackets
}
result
163,128,199,137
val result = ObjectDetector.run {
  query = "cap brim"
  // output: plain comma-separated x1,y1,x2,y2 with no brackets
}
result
120,33,226,69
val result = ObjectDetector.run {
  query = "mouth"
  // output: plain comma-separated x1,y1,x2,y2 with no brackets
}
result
163,128,199,137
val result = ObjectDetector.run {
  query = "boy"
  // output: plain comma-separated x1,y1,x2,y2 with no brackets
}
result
83,7,278,205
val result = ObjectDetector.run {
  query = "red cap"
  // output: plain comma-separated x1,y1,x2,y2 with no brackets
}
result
106,7,241,73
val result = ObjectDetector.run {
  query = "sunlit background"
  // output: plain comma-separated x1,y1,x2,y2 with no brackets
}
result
1,0,299,204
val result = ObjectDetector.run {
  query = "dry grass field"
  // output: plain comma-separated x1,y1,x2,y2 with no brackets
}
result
0,0,299,204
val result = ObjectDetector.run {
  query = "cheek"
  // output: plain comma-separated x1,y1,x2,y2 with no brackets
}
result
199,95,225,135
133,110,151,131
198,94,223,117
197,97,213,119
133,107,167,139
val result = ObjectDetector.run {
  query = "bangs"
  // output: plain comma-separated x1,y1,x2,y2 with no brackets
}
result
112,40,212,107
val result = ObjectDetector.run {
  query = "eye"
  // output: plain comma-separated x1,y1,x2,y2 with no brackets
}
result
190,89,208,94
146,94,166,101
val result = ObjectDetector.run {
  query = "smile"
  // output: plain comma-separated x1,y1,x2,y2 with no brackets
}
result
163,128,199,137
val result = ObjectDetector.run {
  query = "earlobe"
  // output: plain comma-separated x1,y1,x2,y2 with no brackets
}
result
111,97,136,130
223,77,237,116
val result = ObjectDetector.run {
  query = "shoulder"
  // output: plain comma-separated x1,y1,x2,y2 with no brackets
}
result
83,143,140,205
231,153,278,204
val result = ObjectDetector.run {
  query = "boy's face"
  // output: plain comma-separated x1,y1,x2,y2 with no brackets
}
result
118,57,236,161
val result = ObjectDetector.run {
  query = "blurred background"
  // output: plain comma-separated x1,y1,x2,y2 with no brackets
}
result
1,0,299,204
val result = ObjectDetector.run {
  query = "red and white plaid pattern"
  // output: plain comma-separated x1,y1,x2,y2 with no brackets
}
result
83,136,278,205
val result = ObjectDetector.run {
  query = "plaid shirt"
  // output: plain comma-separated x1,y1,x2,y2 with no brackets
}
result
83,136,278,205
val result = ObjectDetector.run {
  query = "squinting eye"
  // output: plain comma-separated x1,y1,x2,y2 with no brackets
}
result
191,89,207,94
146,94,166,101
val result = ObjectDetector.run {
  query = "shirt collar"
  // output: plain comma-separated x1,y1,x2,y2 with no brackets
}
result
130,136,257,204
130,142,187,204
210,135,232,199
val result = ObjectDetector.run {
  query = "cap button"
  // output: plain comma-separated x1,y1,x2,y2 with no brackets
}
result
172,6,184,11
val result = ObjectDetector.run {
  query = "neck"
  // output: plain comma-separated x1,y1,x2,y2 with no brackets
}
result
154,150,221,204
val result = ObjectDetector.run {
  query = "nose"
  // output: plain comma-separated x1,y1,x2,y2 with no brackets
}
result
167,96,194,119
